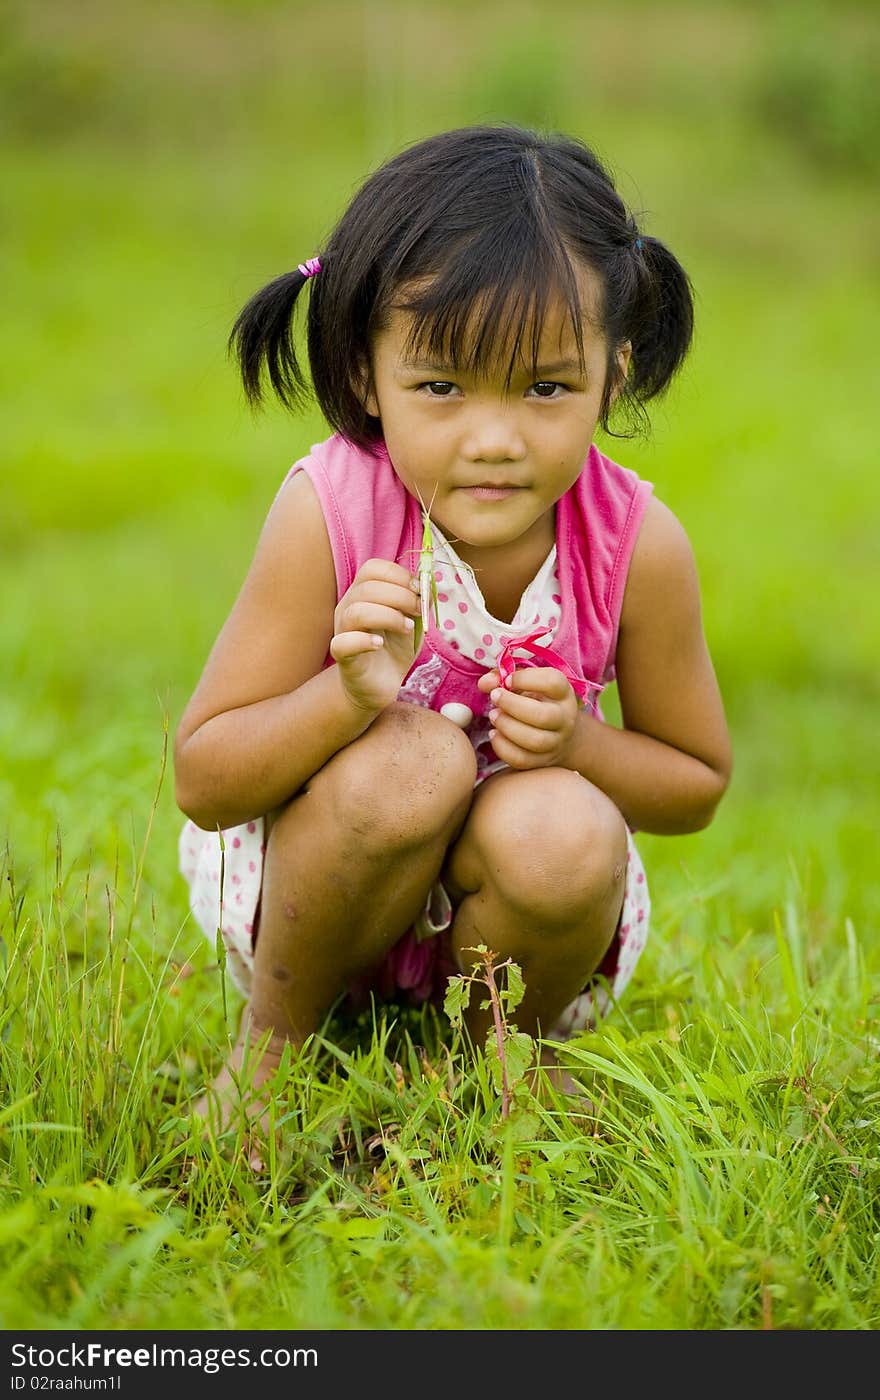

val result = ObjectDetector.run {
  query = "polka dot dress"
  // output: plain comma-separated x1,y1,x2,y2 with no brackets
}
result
178,521,651,1037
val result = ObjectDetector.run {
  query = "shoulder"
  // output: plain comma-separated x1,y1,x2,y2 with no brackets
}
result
248,464,336,599
172,460,340,755
284,433,407,530
276,434,417,597
621,495,702,634
629,495,696,574
287,432,397,492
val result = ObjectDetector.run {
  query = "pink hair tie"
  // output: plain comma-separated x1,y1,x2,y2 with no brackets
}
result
495,626,604,708
297,256,322,279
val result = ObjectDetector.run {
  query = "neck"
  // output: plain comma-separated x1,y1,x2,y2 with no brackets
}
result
449,509,557,625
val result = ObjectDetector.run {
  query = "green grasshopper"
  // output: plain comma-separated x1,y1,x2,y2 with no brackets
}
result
412,482,440,654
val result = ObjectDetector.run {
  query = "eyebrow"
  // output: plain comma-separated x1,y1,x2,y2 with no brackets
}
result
398,357,584,375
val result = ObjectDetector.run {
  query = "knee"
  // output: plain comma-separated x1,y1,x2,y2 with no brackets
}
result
474,769,627,923
306,702,477,850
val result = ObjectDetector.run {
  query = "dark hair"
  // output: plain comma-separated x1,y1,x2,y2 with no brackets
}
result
229,124,694,447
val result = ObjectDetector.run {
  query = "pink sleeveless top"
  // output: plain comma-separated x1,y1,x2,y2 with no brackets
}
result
285,434,653,719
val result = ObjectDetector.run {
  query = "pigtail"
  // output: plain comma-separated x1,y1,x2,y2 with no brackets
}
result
227,266,317,412
627,236,695,403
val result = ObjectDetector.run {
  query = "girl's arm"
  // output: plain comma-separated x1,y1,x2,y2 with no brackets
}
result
174,471,383,831
561,496,732,835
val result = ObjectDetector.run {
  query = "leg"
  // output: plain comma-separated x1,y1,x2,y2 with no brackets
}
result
441,767,627,1092
195,702,477,1142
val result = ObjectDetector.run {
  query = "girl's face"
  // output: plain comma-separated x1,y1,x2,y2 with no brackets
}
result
365,264,630,570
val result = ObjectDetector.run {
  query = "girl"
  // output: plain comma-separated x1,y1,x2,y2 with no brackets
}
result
174,124,732,1130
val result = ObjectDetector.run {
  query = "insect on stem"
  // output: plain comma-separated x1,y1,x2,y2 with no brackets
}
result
413,482,441,651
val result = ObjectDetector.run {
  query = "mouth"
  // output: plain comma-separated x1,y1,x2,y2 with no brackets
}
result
461,483,523,500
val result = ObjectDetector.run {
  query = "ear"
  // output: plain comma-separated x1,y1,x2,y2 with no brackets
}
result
608,341,632,403
355,357,380,418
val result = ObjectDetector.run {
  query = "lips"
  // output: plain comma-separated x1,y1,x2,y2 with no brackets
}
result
462,483,523,499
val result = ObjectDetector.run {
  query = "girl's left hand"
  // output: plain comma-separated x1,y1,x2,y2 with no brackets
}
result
476,667,579,770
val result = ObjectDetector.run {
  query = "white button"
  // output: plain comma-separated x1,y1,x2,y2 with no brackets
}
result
440,702,473,728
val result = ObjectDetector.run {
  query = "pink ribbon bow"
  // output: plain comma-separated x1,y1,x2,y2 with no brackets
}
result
495,626,604,707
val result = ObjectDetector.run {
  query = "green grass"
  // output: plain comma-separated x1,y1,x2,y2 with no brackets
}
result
1,0,879,1331
2,835,878,1329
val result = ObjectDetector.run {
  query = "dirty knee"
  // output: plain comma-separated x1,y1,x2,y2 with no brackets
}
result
310,702,476,850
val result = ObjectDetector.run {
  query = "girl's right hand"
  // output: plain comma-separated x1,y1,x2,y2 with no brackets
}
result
329,558,422,713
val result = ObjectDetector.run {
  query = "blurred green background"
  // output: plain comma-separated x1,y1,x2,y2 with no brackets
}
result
2,0,878,976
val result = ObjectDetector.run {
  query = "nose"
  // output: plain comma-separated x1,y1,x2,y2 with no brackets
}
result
461,404,527,464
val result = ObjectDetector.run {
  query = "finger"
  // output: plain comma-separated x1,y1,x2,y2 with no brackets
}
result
476,670,500,691
503,666,572,698
329,632,385,661
489,710,560,754
343,581,421,618
487,728,544,770
356,558,421,592
488,688,562,731
339,602,416,636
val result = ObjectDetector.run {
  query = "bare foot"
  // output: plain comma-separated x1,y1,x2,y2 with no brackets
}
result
191,1024,294,1171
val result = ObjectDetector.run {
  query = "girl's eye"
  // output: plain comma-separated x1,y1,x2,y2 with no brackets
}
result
418,379,566,398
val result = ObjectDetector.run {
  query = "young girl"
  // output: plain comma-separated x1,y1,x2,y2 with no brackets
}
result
175,124,732,1129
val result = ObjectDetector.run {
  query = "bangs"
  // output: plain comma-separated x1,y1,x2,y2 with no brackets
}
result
388,237,589,387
